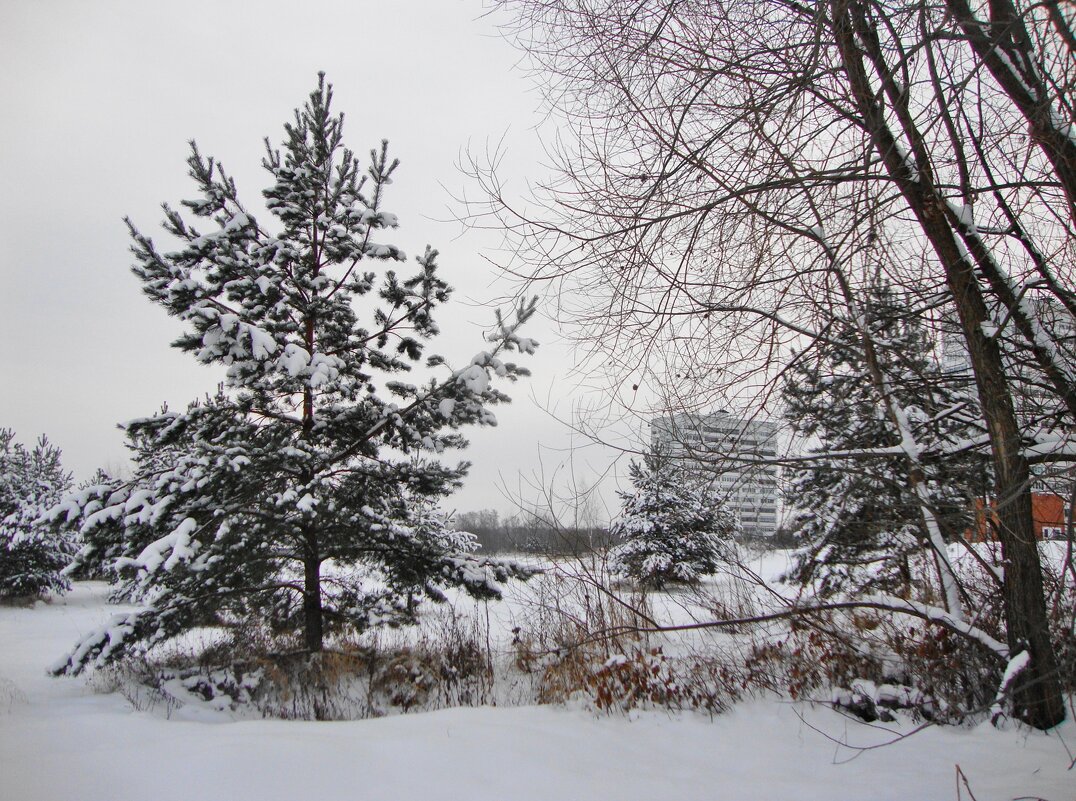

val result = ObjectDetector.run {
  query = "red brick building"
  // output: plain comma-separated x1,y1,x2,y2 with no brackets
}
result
968,493,1068,542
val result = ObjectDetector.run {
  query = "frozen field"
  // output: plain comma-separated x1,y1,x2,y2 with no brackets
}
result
1,579,1074,801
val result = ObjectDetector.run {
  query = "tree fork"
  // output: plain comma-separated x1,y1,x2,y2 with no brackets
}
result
945,0,1076,224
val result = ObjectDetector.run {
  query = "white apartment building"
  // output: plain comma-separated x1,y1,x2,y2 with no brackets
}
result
650,411,781,538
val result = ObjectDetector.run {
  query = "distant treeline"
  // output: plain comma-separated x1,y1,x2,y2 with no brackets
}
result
452,509,788,554
451,509,614,555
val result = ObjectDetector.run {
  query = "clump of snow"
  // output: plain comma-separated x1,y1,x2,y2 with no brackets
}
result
456,363,490,394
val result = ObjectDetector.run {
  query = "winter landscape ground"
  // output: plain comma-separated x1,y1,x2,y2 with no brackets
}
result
2,560,1073,801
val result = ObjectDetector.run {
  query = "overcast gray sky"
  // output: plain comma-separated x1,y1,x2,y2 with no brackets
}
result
0,0,630,517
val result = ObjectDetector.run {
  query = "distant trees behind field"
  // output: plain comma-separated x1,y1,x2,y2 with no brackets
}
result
451,508,612,555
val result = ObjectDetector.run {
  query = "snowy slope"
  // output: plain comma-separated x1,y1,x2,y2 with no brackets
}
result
1,583,1073,801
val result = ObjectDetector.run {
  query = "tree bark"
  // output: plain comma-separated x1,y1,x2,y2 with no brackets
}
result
302,540,323,653
832,0,1065,728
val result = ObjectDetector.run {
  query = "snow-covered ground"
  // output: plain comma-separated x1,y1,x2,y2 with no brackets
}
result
2,581,1073,801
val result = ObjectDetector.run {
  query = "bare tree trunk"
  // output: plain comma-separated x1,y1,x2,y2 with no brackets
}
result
945,0,1076,223
832,0,1064,728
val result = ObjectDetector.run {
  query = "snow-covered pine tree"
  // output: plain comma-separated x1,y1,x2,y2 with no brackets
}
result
49,75,538,674
782,283,989,598
610,452,739,590
0,430,73,600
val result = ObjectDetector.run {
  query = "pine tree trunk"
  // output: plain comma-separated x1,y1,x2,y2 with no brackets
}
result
302,541,323,653
301,307,321,653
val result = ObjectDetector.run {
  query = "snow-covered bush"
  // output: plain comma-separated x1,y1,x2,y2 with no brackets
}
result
82,599,499,721
49,74,537,675
0,429,73,600
609,454,739,589
743,543,1076,726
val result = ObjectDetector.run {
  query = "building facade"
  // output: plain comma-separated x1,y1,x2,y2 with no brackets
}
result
650,411,781,538
968,492,1069,542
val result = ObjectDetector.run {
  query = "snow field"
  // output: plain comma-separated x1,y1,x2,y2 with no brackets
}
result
2,578,1074,801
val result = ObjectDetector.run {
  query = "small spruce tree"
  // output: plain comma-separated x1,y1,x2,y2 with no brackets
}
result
0,429,73,600
610,452,739,590
782,283,989,597
49,75,537,674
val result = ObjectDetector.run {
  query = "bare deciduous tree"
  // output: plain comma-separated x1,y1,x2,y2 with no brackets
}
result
474,0,1075,727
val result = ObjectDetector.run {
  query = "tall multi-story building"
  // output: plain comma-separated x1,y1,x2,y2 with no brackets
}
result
650,411,781,538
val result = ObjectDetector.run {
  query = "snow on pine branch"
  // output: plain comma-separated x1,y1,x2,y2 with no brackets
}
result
49,611,144,676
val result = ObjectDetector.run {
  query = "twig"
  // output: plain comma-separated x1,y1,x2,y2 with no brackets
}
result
955,764,978,801
788,702,935,763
